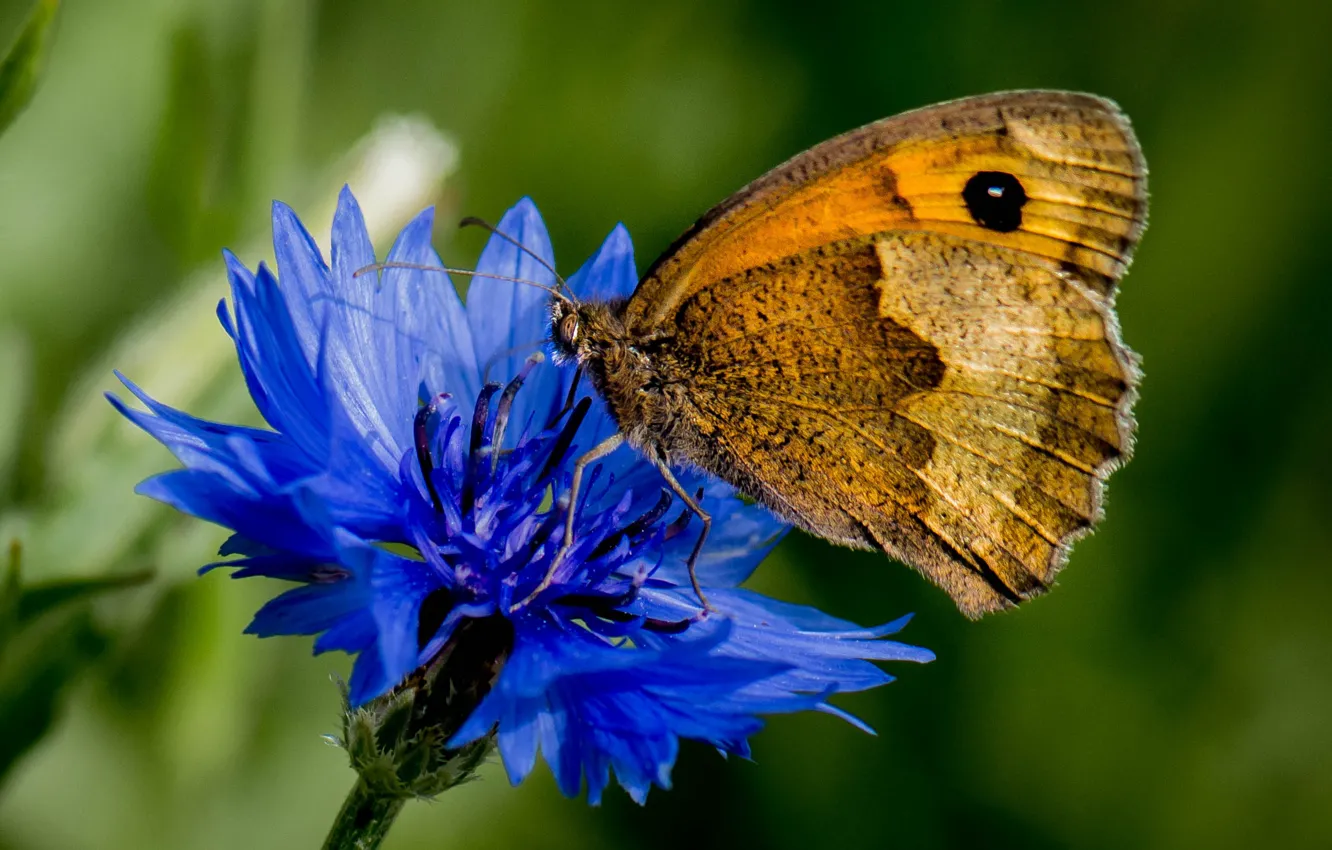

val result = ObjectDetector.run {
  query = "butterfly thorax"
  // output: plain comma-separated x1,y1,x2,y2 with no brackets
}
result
550,297,690,461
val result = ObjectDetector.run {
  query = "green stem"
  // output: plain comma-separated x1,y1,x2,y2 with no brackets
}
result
322,778,406,850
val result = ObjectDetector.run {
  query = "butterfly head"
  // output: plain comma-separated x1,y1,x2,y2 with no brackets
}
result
548,296,634,370
549,296,582,361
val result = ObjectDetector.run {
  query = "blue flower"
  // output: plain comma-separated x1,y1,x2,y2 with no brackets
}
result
111,188,934,804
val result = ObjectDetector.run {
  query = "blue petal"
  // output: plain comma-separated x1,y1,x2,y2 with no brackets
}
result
342,535,447,694
227,260,331,454
136,470,335,561
377,205,480,419
658,481,789,589
318,208,436,473
642,587,934,696
452,621,806,802
245,579,367,638
467,198,560,433
493,696,542,786
110,374,317,482
566,223,637,302
313,608,377,655
329,186,377,294
327,191,483,410
304,403,408,537
270,201,331,366
348,639,394,707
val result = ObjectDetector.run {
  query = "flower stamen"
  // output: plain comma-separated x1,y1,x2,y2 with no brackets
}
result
497,506,564,576
490,352,544,470
545,364,583,430
414,393,452,515
661,489,703,541
642,616,692,634
462,383,503,527
536,397,591,484
589,490,673,560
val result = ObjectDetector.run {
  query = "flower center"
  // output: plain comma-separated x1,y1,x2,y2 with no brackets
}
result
408,359,697,642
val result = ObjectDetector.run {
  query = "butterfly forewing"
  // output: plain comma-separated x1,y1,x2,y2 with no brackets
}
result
630,90,1146,327
620,90,1146,616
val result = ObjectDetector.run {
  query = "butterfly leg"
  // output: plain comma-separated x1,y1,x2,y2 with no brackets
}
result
511,432,624,611
649,457,715,613
561,433,625,550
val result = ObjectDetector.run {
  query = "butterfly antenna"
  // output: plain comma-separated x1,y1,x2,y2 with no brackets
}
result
353,262,573,305
481,340,546,385
459,216,574,298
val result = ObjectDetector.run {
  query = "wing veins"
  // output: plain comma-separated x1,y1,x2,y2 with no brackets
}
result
730,391,1093,525
909,462,1054,574
908,192,1140,224
695,317,928,358
932,386,1118,442
948,359,1125,404
895,404,1098,475
908,216,1130,266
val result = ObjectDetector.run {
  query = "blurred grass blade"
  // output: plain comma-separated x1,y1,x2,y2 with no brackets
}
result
0,327,32,494
0,606,109,791
16,569,152,625
0,540,141,790
0,541,18,644
0,539,149,643
0,0,60,137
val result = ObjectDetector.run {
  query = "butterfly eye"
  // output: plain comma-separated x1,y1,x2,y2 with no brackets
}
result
560,313,580,345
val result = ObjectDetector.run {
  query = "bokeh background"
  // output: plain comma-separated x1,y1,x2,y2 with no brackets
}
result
0,0,1330,848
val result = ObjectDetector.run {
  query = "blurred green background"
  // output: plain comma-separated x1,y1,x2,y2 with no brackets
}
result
0,0,1330,848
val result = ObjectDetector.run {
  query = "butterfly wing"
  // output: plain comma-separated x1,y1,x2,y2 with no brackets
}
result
630,90,1145,329
630,91,1146,616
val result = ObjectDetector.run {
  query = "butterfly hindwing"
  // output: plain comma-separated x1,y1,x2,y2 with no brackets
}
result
870,231,1136,614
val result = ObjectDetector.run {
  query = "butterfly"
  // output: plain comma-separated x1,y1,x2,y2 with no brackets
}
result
450,90,1147,618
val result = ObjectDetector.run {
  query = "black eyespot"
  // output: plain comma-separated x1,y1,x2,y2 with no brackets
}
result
963,171,1027,232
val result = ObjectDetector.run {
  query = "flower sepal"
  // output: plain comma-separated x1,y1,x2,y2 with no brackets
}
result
330,615,512,802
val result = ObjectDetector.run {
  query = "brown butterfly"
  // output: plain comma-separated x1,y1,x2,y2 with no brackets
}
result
502,90,1145,618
